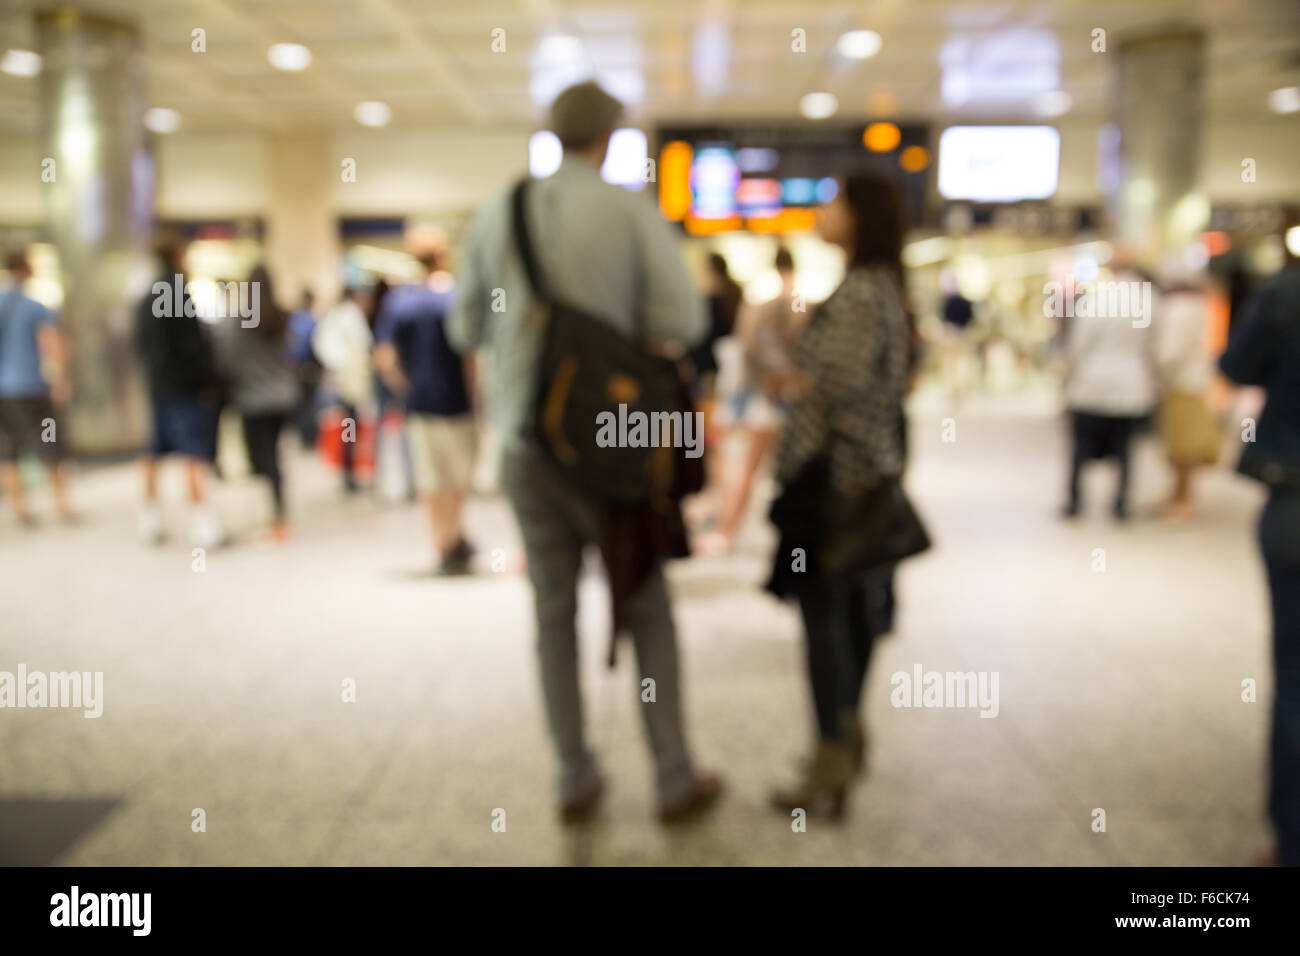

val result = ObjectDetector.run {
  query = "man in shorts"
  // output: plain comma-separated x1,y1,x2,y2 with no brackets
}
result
0,251,74,525
374,248,476,575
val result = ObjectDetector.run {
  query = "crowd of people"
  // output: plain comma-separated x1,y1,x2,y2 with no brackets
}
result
0,77,1296,862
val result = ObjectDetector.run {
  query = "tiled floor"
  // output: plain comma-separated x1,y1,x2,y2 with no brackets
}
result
0,397,1275,865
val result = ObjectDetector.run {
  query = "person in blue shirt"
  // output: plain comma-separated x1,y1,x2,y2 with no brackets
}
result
1220,261,1300,867
373,249,477,575
0,251,75,524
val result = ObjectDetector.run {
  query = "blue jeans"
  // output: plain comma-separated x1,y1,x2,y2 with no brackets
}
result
1260,488,1300,865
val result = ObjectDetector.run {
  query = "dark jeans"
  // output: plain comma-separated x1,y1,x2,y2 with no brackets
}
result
243,412,289,519
797,572,887,742
1260,488,1300,865
339,401,359,490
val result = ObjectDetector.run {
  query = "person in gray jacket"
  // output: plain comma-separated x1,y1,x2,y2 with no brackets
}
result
447,81,722,826
215,264,300,540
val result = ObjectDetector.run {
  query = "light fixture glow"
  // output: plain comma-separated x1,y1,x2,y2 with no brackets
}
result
143,107,181,134
1,49,42,77
354,101,392,127
268,43,312,71
1268,86,1300,114
837,30,882,60
1035,90,1072,117
1285,225,1300,257
538,34,584,64
863,122,901,152
799,92,838,120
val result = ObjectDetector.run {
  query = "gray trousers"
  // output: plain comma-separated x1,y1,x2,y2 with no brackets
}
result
501,442,696,804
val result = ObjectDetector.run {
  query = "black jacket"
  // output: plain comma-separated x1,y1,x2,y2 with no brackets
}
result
135,274,217,401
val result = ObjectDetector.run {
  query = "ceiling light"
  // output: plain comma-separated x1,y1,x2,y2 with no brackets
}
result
143,108,181,134
1,49,42,77
800,92,838,120
1268,86,1300,114
1035,90,1072,117
268,43,312,71
1286,226,1300,258
354,101,392,127
837,30,882,60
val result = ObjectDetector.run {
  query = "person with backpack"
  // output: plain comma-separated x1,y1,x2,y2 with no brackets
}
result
447,80,722,826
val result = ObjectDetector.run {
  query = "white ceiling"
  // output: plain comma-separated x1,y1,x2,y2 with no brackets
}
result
0,0,1297,134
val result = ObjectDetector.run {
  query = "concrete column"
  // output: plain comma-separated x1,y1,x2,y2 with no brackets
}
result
1109,30,1209,269
264,134,342,309
37,8,154,453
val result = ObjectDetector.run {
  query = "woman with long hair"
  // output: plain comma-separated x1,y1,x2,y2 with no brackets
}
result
215,264,299,539
765,174,914,818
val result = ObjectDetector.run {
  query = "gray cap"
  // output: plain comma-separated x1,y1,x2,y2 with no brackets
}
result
549,80,624,149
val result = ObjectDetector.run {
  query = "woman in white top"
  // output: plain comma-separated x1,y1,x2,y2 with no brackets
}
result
312,286,375,493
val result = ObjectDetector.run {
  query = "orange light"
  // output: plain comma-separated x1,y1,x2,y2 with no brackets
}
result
746,209,818,234
899,145,931,173
863,122,901,152
684,215,743,236
1201,231,1231,257
658,140,693,221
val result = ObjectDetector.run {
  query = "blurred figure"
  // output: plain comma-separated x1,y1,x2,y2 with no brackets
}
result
1219,263,1300,867
215,265,299,540
135,240,224,547
702,246,804,553
374,250,476,574
1154,264,1219,519
0,251,74,524
287,290,322,449
448,79,722,825
689,252,742,395
1061,264,1158,521
366,277,414,504
765,174,912,818
313,285,374,494
938,267,977,407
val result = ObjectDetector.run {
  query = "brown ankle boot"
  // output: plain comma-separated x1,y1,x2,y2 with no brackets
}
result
770,740,854,820
840,711,867,775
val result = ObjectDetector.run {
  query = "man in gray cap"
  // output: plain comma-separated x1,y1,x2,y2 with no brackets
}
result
448,80,721,825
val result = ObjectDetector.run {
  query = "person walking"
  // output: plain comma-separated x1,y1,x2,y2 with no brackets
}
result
0,251,75,525
215,265,299,540
447,80,722,826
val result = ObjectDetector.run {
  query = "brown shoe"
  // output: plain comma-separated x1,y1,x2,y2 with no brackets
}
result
559,774,605,826
657,773,725,825
770,740,853,821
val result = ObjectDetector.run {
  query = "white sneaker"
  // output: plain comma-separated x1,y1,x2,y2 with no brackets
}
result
138,506,165,545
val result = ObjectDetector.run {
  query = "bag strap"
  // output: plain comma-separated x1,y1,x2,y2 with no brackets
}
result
510,178,547,301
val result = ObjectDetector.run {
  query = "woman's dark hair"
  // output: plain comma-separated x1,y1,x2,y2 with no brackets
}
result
774,247,794,273
366,277,391,330
249,264,289,341
707,252,743,332
840,173,906,287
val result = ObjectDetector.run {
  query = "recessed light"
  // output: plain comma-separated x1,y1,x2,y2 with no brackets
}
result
1268,86,1300,114
800,92,838,120
143,108,181,133
837,30,882,60
537,34,583,64
1,49,42,77
354,101,392,127
268,43,312,71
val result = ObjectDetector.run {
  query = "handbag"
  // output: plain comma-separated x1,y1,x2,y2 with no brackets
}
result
510,178,698,507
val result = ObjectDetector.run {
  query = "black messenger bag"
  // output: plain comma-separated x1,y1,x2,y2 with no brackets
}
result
510,178,698,508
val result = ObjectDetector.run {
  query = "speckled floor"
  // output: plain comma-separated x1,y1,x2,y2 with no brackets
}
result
0,396,1275,865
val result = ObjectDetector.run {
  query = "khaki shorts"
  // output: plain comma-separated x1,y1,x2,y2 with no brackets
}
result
406,413,476,495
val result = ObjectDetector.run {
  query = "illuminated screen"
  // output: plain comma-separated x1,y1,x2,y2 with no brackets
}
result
937,126,1060,201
